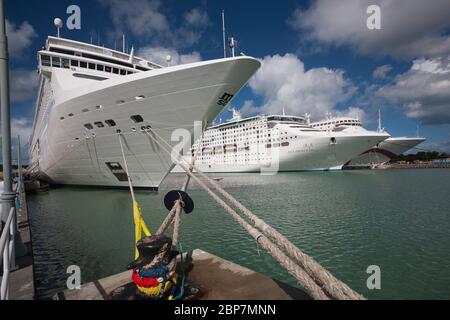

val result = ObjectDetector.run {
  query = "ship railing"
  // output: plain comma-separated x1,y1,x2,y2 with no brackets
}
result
0,179,23,300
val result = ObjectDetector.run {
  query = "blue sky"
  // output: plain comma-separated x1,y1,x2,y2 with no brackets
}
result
5,0,450,159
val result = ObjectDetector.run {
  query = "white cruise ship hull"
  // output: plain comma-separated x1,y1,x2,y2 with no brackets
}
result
174,133,389,173
343,137,426,168
30,57,261,189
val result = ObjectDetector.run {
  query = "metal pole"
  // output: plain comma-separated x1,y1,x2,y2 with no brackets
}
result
0,0,15,224
222,10,226,58
17,136,22,192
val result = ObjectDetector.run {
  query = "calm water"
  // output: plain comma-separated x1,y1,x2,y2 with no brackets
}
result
27,169,450,300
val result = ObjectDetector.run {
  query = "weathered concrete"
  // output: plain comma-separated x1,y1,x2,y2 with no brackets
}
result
9,189,35,300
58,249,311,300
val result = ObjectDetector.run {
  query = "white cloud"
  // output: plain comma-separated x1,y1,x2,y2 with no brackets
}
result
184,8,210,27
373,64,392,79
289,0,450,59
240,54,357,121
137,46,201,66
0,117,33,163
98,0,210,49
10,69,39,103
11,117,33,146
6,19,37,57
377,56,450,125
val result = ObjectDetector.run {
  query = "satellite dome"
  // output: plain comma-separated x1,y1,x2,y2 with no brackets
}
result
54,18,63,28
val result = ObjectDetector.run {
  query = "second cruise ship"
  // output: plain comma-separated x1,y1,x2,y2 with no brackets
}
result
173,110,390,173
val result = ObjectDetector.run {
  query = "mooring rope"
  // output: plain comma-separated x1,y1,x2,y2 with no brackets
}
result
143,128,365,300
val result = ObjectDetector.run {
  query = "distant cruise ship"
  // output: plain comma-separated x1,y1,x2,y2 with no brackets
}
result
29,35,260,190
173,111,389,173
310,116,426,168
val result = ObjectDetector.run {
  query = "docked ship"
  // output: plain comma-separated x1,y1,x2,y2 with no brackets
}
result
28,35,260,190
173,110,389,173
310,115,426,168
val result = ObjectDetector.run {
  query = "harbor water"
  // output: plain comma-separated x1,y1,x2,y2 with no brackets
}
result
27,169,450,300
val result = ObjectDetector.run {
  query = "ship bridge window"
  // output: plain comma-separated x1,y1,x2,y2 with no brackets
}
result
95,122,105,128
71,59,79,67
113,68,119,74
89,63,96,70
105,66,112,73
52,57,61,68
131,115,144,123
84,124,94,130
80,61,87,68
105,120,116,127
97,65,104,72
120,69,126,75
62,58,70,69
41,55,51,67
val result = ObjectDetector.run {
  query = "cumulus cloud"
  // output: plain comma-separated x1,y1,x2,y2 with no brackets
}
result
373,64,392,79
10,69,39,103
11,117,33,146
240,54,357,121
98,0,210,49
289,0,450,59
137,46,201,66
377,56,450,125
0,117,33,163
6,19,37,57
184,8,210,27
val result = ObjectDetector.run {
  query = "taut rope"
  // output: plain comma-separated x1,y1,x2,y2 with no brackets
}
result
143,128,365,300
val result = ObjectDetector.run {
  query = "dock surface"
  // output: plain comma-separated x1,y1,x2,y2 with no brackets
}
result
9,188,35,300
59,249,310,300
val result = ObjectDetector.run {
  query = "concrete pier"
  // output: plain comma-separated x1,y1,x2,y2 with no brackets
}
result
8,188,35,300
58,250,311,300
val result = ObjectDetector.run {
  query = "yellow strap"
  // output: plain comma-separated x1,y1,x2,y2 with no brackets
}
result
133,201,152,259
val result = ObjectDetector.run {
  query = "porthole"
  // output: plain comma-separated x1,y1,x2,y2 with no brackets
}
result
60,117,65,120
82,108,89,113
105,120,116,127
95,121,105,128
135,95,145,100
96,105,103,110
131,115,144,123
116,100,125,105
84,124,94,130
68,113,74,117
131,127,137,132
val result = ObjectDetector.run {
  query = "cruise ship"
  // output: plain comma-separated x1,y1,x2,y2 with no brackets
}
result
28,36,261,190
173,110,390,173
310,116,426,168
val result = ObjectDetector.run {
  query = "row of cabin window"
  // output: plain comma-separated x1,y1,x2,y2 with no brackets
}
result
84,115,144,130
41,55,135,76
